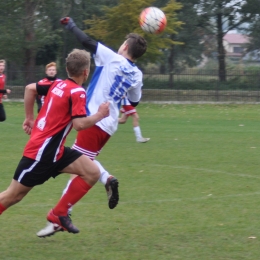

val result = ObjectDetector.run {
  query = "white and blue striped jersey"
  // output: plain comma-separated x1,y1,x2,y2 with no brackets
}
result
86,43,143,135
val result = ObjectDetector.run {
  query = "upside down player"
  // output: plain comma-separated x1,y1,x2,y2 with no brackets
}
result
0,49,110,234
36,17,147,237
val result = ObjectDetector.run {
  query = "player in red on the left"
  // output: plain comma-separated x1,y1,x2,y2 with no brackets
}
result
0,59,11,122
0,49,110,234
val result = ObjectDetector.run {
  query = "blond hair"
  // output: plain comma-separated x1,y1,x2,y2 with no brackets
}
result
66,49,90,77
45,62,56,70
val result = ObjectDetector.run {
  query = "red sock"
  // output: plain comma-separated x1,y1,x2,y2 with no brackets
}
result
0,203,7,215
53,176,92,216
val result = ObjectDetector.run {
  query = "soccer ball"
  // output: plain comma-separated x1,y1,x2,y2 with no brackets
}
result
139,7,167,34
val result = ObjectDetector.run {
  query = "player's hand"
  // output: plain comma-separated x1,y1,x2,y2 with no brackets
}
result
23,118,34,135
6,89,11,94
60,17,76,30
97,102,110,118
3,95,7,99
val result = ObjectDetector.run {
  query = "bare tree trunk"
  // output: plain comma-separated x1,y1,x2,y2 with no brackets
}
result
168,44,175,89
216,4,226,82
24,0,37,84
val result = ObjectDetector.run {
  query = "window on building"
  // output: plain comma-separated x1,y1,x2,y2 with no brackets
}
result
233,47,244,53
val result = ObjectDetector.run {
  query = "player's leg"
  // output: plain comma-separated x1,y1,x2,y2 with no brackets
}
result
118,106,127,124
94,160,119,209
0,179,32,214
37,172,117,237
37,127,119,237
45,150,99,234
46,150,100,234
0,103,6,122
36,173,76,238
0,156,52,215
118,111,128,124
132,112,150,143
46,159,116,216
120,105,150,143
63,160,119,209
72,125,119,208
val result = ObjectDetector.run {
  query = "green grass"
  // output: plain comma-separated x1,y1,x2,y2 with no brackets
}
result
1,102,260,260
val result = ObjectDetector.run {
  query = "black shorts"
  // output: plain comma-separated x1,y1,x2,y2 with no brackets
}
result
13,147,82,187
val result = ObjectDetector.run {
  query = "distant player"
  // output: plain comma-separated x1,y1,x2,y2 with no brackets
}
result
119,96,150,143
0,59,11,122
36,62,58,112
36,17,147,237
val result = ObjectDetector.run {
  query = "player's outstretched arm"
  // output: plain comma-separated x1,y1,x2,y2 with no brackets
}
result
23,83,37,134
2,89,11,99
60,17,98,54
72,102,110,131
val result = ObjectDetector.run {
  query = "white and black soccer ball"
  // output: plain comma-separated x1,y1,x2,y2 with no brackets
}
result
139,7,167,34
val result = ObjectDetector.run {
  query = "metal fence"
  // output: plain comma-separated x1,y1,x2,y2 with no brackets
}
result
5,69,260,103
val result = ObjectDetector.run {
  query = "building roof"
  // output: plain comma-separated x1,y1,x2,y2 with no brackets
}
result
223,34,249,44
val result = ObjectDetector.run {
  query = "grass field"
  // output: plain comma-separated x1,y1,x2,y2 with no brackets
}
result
1,102,260,260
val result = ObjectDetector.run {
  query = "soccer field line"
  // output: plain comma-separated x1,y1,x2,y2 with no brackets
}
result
149,164,260,179
24,190,260,209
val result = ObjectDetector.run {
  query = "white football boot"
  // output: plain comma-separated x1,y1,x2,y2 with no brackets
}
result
36,221,64,238
136,137,150,143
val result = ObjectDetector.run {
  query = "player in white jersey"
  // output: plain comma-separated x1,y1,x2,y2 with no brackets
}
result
36,17,147,237
119,96,150,143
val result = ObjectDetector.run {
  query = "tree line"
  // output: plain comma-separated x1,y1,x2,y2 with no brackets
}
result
0,0,259,86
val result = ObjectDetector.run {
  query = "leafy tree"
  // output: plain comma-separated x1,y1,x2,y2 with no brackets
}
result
162,0,206,88
0,0,63,83
84,0,183,64
52,0,119,77
244,2,260,56
246,18,260,54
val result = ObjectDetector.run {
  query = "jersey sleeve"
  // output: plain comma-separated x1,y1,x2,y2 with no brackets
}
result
36,79,61,96
94,43,118,66
70,88,87,118
126,70,143,103
36,84,51,96
71,26,98,54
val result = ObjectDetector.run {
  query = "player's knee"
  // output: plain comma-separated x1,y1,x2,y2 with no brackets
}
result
90,166,100,180
119,119,126,124
80,165,100,183
133,113,139,120
13,195,23,204
6,193,24,207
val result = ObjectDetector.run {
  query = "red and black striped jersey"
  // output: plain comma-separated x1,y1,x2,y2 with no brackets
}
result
23,78,87,162
0,74,6,103
37,76,59,106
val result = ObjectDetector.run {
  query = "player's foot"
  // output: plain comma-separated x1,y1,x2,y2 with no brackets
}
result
137,137,150,143
36,221,64,238
105,176,119,209
47,209,79,234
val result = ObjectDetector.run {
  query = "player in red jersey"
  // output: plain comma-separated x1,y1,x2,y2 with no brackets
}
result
119,96,150,143
0,49,110,235
36,62,58,113
0,60,11,122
